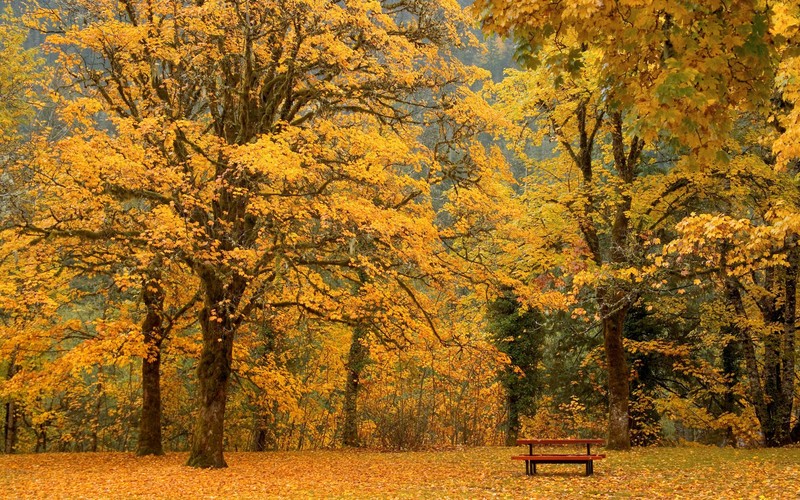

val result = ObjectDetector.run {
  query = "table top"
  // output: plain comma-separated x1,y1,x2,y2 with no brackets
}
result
516,438,606,445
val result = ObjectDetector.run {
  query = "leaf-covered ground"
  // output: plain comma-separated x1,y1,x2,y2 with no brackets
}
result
2,446,799,498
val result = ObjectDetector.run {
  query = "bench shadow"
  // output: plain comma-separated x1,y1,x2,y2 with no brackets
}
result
524,472,601,478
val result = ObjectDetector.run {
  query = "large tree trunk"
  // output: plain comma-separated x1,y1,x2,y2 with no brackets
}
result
187,313,233,468
601,304,631,450
602,113,639,451
756,241,798,447
137,274,166,456
187,275,241,468
342,327,369,447
138,348,164,455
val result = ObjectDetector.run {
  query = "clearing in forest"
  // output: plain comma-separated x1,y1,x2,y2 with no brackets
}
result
1,446,799,499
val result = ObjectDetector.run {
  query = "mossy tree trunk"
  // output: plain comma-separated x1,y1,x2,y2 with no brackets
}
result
137,273,166,456
187,273,246,468
342,327,369,447
600,302,631,450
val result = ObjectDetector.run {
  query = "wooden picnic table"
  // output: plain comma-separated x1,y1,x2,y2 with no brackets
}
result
512,438,606,476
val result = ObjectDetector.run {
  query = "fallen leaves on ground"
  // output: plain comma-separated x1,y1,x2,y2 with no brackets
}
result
1,446,799,499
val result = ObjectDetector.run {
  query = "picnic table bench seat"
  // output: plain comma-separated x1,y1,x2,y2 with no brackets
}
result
513,438,606,476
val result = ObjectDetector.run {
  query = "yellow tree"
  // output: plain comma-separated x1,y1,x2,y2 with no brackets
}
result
663,1,800,446
490,47,651,450
26,0,494,467
475,0,786,449
0,11,47,454
473,0,775,157
0,12,42,163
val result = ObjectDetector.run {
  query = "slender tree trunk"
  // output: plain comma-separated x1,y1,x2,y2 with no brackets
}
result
251,417,276,452
4,356,19,454
91,374,102,452
35,424,46,452
760,268,786,447
137,274,166,456
3,399,17,454
726,237,799,448
138,349,164,455
724,272,795,446
601,304,631,450
779,239,798,444
252,426,268,452
726,278,768,442
755,243,798,447
342,327,369,447
505,391,520,446
721,339,741,445
250,402,278,451
603,113,639,451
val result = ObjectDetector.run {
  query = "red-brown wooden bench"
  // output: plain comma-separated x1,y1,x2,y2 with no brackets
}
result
512,438,606,476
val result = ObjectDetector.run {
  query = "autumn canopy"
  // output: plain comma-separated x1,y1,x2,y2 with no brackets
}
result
1,0,800,473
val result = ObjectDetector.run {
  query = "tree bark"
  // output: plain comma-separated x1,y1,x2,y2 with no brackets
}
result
186,314,233,467
3,355,19,454
725,267,796,447
137,349,164,455
91,372,102,452
137,274,166,456
342,327,369,447
252,427,269,452
721,339,741,445
251,409,278,452
600,303,631,450
505,391,520,446
779,239,798,444
3,399,17,454
186,274,242,468
600,113,638,451
250,398,279,452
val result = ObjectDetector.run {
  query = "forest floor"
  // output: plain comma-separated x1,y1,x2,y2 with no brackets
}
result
1,445,799,498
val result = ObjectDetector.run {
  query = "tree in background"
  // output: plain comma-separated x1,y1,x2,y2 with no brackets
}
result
658,2,800,446
0,10,47,455
486,290,545,445
475,0,790,449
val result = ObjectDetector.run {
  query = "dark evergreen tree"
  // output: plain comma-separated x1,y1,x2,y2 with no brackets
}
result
487,292,545,445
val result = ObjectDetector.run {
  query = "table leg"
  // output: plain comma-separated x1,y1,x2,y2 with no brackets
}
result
528,444,533,475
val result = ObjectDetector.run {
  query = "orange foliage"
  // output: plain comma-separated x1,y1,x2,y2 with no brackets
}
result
2,448,800,498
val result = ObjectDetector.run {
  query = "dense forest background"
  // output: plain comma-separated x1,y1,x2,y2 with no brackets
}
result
2,0,800,467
